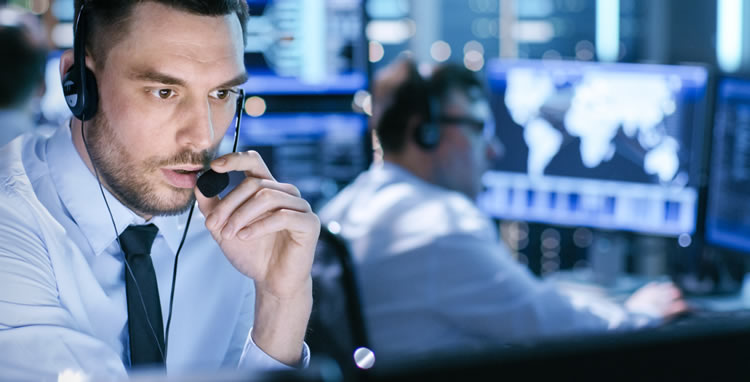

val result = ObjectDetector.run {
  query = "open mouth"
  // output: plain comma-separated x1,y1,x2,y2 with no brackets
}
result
173,169,198,174
161,167,203,189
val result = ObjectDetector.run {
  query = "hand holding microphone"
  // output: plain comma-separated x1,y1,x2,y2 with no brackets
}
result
194,151,318,364
194,151,319,291
192,87,316,364
196,169,229,198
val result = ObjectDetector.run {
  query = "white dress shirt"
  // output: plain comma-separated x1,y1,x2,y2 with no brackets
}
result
319,162,653,363
0,124,308,380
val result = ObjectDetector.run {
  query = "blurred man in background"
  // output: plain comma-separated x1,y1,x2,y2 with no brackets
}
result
319,57,688,364
0,5,48,146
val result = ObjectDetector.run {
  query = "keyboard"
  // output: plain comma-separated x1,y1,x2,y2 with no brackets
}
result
658,308,750,333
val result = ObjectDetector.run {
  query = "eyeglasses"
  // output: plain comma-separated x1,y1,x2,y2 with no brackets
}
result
438,115,486,135
210,88,245,129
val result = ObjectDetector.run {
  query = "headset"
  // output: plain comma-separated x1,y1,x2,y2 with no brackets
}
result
62,3,98,121
413,93,442,150
63,2,245,364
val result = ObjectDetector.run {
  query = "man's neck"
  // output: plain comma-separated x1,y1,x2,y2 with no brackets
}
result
383,149,435,185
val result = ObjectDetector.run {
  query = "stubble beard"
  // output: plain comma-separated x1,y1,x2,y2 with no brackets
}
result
85,112,216,217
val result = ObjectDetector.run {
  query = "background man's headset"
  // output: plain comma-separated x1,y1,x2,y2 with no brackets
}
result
413,93,443,150
62,2,245,362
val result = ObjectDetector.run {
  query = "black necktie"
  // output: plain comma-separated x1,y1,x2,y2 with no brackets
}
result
119,224,165,367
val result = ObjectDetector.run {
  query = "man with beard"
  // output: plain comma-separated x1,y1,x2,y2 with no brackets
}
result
0,1,318,379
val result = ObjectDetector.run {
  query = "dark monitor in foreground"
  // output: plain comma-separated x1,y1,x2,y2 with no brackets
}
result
478,59,709,237
232,112,369,209
706,77,750,252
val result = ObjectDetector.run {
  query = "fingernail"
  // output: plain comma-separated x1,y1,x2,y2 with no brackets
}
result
214,158,226,166
222,224,234,239
239,230,251,240
206,214,217,230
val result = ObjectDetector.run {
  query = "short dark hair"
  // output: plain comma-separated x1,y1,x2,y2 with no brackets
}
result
428,62,487,107
74,0,249,68
373,58,430,153
374,60,488,153
0,10,47,108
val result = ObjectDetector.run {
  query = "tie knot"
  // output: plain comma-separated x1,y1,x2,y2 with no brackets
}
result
119,224,159,259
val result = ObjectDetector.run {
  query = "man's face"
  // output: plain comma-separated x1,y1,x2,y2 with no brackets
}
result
86,3,246,216
433,87,501,200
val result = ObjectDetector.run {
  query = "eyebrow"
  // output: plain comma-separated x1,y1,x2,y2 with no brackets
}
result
216,73,249,89
130,69,186,86
129,69,248,89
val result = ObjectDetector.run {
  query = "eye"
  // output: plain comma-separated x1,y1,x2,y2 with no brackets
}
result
151,88,175,100
210,89,232,100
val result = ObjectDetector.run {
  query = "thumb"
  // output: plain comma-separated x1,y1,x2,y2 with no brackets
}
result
194,186,220,218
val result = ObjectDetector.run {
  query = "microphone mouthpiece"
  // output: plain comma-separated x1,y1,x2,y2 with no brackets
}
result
197,169,229,198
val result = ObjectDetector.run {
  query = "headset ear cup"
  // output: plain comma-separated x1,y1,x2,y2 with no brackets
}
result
81,67,99,121
415,92,442,150
62,65,99,121
61,65,98,121
415,122,440,150
62,65,83,118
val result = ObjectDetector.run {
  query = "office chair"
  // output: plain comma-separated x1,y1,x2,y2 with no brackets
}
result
306,222,371,379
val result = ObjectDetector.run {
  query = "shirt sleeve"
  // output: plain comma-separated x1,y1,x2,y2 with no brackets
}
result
422,232,638,344
0,192,128,380
237,328,311,371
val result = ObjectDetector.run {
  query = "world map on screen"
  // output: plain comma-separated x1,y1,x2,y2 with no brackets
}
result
504,68,682,184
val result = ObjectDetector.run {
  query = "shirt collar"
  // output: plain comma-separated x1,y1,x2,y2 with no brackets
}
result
46,122,188,256
379,161,435,189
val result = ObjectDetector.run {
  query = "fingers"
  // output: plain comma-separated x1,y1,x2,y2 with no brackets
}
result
195,184,221,218
660,282,683,300
219,188,312,240
237,209,321,242
211,151,274,181
205,176,302,221
626,280,688,319
639,281,683,299
646,282,688,320
667,300,690,316
197,148,303,234
201,174,309,240
213,178,294,221
661,300,690,323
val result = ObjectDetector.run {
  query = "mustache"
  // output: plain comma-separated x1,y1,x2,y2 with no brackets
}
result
153,149,216,170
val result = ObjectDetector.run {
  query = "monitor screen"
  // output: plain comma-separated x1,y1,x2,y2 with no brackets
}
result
229,112,369,209
478,59,709,236
705,77,750,252
243,0,367,95
40,50,73,126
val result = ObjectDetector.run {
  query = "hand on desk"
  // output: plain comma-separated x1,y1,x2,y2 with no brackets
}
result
624,281,689,321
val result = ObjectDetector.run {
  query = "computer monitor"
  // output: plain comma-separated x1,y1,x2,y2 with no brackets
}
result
39,50,73,126
705,77,750,252
478,59,710,236
230,111,369,209
243,0,368,95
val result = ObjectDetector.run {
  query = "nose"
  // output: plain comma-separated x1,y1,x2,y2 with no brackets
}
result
176,98,215,151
